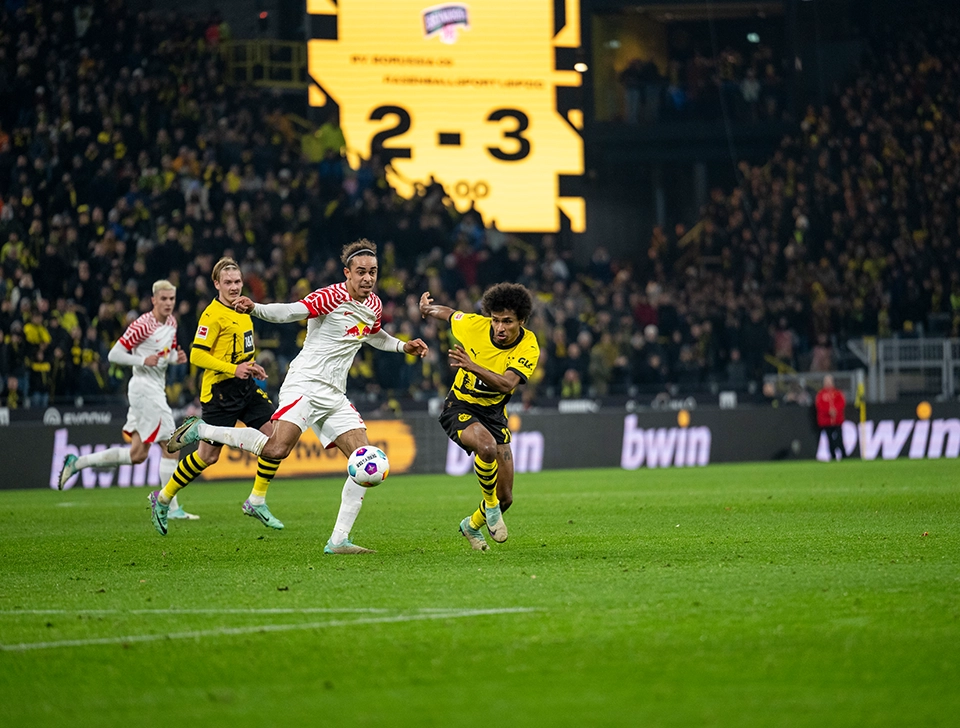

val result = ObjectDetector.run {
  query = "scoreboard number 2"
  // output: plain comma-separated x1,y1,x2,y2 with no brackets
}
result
369,106,412,161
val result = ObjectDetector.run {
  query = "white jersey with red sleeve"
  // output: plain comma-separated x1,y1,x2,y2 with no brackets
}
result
117,311,178,396
283,282,382,393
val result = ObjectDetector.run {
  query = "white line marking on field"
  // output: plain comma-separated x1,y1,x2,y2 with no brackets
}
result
0,608,398,616
0,607,538,652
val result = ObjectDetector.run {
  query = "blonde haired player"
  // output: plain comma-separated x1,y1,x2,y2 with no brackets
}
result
148,257,278,535
58,280,196,520
168,240,428,553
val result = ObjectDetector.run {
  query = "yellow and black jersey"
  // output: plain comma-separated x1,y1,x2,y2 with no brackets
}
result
192,298,256,403
448,311,540,412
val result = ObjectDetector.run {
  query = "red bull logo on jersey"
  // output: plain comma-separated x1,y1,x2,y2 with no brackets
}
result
345,322,369,339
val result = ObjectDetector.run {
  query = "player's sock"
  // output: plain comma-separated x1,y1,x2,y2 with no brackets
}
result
196,423,269,455
74,447,133,470
159,452,209,505
469,505,486,530
248,456,282,505
475,455,499,507
330,476,367,544
158,457,177,504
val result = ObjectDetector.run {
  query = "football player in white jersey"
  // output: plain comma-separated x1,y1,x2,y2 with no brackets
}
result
58,280,197,520
168,240,428,553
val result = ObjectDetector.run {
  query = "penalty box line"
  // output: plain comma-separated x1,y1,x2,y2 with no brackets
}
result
0,607,539,652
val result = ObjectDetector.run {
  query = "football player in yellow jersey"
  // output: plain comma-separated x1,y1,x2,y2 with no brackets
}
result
420,283,540,551
148,257,279,536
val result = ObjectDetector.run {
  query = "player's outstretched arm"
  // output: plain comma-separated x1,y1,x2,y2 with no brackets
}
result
448,345,521,393
419,291,455,322
240,298,311,324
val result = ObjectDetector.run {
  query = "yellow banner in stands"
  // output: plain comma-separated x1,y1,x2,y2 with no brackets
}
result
201,420,417,481
307,1,584,232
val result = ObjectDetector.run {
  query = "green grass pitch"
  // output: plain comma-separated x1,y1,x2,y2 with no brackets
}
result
1,460,958,727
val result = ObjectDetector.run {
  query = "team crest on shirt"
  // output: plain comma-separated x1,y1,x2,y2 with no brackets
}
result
197,325,209,339
345,322,369,339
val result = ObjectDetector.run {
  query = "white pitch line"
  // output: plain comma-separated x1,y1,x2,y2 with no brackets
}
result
0,607,538,652
0,608,399,616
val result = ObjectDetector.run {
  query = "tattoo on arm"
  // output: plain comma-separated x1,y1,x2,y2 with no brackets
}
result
501,448,512,461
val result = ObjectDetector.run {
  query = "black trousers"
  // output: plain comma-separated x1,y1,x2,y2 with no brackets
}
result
823,425,844,461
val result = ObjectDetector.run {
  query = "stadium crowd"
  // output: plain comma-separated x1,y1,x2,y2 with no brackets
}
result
1,0,959,411
619,43,786,124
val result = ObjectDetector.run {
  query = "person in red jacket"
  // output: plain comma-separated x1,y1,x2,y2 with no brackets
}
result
815,375,846,460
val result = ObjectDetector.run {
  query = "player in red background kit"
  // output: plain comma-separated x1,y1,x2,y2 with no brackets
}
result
815,375,846,461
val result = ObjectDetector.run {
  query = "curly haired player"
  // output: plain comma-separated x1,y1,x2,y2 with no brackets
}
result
420,283,540,551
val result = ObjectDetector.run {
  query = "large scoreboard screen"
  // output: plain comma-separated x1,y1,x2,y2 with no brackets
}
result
306,0,585,232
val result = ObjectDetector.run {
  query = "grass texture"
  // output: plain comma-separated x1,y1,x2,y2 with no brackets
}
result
1,459,958,727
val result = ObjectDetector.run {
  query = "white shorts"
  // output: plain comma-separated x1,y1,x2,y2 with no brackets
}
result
272,380,365,448
123,388,174,443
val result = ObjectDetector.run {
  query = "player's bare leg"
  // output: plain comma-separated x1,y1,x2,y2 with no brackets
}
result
324,428,376,555
496,443,515,512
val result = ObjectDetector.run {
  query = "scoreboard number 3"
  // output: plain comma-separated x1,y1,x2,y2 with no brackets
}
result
485,109,531,162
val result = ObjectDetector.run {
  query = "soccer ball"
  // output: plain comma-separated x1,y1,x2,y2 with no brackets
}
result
347,446,390,487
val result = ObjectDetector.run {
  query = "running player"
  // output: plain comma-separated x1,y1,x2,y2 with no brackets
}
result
168,240,429,553
419,283,540,551
58,280,196,521
148,257,278,536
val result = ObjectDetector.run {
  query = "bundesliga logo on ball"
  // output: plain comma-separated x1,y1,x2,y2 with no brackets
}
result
347,446,390,487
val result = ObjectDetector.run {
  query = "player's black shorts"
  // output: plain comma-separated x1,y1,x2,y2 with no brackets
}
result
439,396,512,452
201,378,275,430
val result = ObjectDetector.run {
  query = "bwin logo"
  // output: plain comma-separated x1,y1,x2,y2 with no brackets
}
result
817,418,960,461
43,407,62,426
620,415,712,469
